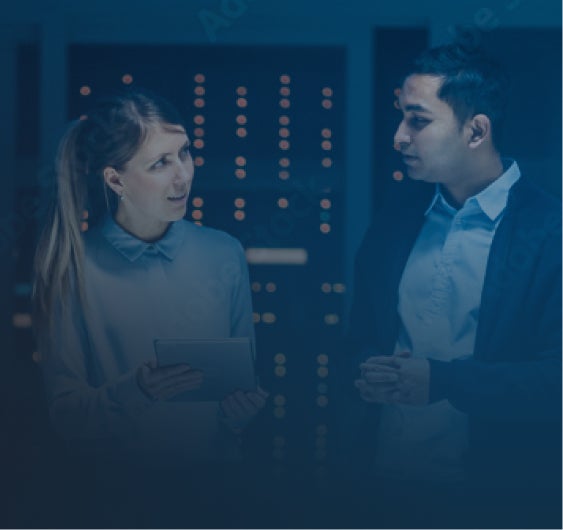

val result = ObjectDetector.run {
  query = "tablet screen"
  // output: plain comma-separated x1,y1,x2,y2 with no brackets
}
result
154,338,256,402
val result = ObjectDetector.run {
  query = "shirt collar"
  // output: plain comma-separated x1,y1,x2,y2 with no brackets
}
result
425,159,521,221
101,215,185,262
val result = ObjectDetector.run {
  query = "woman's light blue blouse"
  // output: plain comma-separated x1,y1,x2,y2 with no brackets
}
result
41,215,255,465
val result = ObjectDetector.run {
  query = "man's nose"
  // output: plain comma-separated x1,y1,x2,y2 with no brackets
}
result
394,121,411,151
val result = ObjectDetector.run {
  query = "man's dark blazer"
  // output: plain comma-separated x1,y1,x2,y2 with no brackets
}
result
337,175,561,493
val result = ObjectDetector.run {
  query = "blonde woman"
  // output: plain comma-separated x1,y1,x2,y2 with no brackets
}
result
34,90,267,473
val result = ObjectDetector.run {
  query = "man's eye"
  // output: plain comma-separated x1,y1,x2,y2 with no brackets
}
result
180,146,191,159
410,117,430,128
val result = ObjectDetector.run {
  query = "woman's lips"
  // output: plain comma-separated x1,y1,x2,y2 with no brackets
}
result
167,192,187,201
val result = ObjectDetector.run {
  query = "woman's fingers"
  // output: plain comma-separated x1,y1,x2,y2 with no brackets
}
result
138,362,204,400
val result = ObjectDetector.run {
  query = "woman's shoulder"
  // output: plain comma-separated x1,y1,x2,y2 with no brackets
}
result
177,220,244,254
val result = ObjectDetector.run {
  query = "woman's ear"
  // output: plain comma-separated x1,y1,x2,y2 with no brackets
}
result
467,114,491,149
103,167,124,197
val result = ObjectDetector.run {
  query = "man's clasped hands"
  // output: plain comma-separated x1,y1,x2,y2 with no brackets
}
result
354,351,431,405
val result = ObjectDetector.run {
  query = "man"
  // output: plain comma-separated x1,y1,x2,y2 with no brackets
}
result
340,43,561,528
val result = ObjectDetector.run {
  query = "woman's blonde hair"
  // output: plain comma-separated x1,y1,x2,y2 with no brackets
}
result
33,90,186,337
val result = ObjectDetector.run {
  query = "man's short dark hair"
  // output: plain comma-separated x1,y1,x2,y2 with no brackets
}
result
409,43,509,148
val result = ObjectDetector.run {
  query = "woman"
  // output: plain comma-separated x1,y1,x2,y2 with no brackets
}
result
33,90,267,470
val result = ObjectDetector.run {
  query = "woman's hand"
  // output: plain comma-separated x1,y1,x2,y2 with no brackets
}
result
219,387,269,434
137,360,203,401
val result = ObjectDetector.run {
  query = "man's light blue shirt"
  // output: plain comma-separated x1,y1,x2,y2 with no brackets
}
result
374,160,521,482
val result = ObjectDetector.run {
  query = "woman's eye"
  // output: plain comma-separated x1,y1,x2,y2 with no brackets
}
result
180,146,191,159
152,158,168,169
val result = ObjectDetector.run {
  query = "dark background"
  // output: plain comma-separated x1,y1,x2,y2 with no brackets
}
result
1,0,561,527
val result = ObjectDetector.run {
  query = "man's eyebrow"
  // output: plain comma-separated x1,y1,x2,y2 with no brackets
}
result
404,104,432,114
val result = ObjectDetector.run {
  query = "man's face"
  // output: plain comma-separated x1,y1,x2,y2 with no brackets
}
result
394,74,471,185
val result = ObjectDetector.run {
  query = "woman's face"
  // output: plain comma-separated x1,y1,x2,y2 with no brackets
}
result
106,123,194,241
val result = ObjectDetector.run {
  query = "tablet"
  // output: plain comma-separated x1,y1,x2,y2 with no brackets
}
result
153,338,256,402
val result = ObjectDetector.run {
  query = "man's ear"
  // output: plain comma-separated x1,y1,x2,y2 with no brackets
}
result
467,114,491,149
103,167,124,196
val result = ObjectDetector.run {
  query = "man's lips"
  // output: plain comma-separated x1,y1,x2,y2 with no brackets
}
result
401,154,418,164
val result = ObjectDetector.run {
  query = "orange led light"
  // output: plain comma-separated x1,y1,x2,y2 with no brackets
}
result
317,354,329,365
194,73,205,83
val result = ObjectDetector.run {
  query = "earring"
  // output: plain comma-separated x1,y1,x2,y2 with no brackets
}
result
120,194,124,201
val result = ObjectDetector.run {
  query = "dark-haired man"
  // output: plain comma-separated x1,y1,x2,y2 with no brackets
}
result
343,43,561,527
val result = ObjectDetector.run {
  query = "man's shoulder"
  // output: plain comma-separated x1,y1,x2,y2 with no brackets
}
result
509,178,561,234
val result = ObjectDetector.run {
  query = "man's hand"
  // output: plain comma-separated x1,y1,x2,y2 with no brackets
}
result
354,352,431,406
137,360,203,401
354,356,400,403
219,387,269,434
